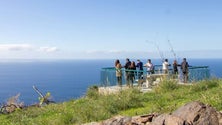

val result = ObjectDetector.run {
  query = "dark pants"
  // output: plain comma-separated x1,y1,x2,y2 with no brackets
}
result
183,72,188,83
138,71,143,79
129,72,135,87
117,76,122,86
125,72,131,86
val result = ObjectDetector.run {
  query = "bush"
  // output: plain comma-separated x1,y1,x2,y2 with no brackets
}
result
191,79,220,92
154,80,179,93
85,85,99,99
99,88,144,115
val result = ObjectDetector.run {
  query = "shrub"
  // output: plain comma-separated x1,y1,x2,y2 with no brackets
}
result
100,88,144,114
85,85,99,99
154,80,179,93
191,79,219,92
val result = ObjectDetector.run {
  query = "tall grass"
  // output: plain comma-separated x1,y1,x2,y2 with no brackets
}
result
1,79,222,124
153,79,179,93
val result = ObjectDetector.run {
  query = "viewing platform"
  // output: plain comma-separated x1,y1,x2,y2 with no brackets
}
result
99,65,210,93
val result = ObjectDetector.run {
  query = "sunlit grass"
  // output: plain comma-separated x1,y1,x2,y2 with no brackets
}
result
1,78,222,124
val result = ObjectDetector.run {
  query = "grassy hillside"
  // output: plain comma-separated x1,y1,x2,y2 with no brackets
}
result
1,79,222,125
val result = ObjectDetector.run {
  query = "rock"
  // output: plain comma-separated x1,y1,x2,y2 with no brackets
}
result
83,101,222,125
172,101,219,125
101,115,132,125
132,114,157,125
150,114,189,125
217,111,222,125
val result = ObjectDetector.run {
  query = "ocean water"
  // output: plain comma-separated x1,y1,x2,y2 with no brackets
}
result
0,59,221,105
0,60,113,105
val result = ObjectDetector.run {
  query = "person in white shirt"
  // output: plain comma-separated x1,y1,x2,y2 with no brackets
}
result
144,59,154,74
162,59,170,74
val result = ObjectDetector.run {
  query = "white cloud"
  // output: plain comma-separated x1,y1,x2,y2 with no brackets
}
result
38,46,59,53
0,44,61,59
0,44,34,51
0,44,59,53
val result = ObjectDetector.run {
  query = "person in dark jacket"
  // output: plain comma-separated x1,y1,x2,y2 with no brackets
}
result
129,61,136,87
172,60,180,79
181,58,189,83
173,60,179,74
124,58,131,86
136,59,143,79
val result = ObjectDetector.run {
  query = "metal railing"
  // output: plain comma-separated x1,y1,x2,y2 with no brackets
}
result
100,65,210,87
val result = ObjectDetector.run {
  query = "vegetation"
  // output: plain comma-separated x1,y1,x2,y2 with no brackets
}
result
1,78,222,125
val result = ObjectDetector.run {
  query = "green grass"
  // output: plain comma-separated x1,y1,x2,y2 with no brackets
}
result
1,78,222,125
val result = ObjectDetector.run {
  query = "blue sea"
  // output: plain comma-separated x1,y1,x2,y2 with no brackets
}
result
0,59,221,105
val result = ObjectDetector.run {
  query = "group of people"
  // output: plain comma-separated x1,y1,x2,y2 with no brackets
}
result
160,58,190,83
115,58,189,87
115,58,142,87
161,58,190,83
170,58,189,83
115,58,137,87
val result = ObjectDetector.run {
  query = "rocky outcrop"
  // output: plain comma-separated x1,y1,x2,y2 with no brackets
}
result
151,101,221,125
150,114,189,125
172,101,220,125
84,101,222,125
0,93,24,114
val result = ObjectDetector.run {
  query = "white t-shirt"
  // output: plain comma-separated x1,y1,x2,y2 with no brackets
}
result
162,61,169,70
145,62,154,71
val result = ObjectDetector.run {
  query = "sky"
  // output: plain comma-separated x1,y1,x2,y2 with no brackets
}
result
0,0,222,60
